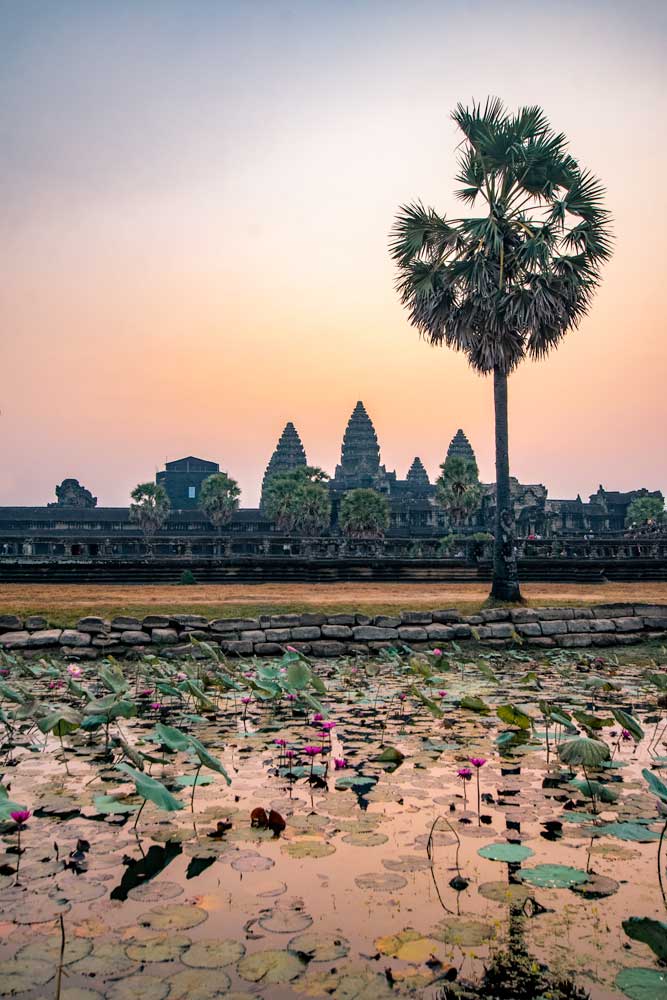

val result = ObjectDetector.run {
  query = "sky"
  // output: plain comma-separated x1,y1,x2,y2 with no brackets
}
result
1,0,666,508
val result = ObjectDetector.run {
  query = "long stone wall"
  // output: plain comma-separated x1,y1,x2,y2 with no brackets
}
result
1,604,666,658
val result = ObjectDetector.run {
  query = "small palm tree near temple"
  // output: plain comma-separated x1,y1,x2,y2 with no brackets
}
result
625,496,665,532
129,483,171,555
390,98,612,601
263,467,331,535
339,488,389,540
200,472,241,554
437,453,482,528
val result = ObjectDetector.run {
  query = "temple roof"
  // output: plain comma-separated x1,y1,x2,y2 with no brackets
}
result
339,401,380,474
406,457,430,488
260,422,307,505
446,429,476,465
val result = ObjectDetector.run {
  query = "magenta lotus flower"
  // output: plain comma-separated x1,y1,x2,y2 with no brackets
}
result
432,648,443,656
312,713,324,723
470,757,487,768
457,767,472,780
285,749,296,759
275,738,287,747
241,696,252,705
10,810,30,824
176,671,187,680
150,702,163,711
285,693,296,701
334,758,347,769
321,721,336,731
67,664,82,677
303,745,323,756
286,645,297,653
621,729,632,741
139,688,153,697
398,692,407,702
438,690,447,698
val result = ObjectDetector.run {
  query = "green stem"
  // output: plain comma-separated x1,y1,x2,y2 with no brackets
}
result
133,798,147,831
190,764,202,813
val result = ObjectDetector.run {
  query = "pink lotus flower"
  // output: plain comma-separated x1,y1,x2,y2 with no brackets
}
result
334,758,347,769
176,671,187,680
67,664,82,677
285,749,296,759
621,729,632,741
438,690,447,698
457,767,472,779
241,696,252,705
275,738,287,747
150,702,163,711
10,810,30,824
398,693,407,702
432,648,443,656
139,688,153,697
285,694,296,702
286,645,297,653
321,721,336,731
312,713,324,723
470,757,487,768
303,745,323,756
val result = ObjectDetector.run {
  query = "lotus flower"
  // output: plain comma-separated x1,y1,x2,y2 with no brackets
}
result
10,810,30,824
275,738,287,747
67,664,82,677
432,648,443,656
286,645,297,653
334,758,347,769
312,713,324,723
304,745,323,756
470,757,487,768
457,767,472,780
321,721,336,732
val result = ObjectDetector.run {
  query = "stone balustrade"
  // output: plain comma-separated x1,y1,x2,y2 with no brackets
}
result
1,604,666,659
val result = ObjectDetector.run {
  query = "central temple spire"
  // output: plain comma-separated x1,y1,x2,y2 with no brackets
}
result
339,401,380,474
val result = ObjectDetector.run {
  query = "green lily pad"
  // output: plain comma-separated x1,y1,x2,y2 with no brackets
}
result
615,967,667,999
623,917,667,962
519,864,589,888
287,931,350,961
237,948,307,983
167,967,231,999
595,822,660,843
478,843,535,863
182,939,246,968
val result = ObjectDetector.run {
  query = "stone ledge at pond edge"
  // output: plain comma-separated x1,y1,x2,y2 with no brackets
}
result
1,603,666,657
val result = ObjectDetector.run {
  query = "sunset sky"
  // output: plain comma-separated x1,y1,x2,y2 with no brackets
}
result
2,0,665,509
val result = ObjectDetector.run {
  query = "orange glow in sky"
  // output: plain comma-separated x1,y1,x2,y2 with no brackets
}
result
1,1,665,507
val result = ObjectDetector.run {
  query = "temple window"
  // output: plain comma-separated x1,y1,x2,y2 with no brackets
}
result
188,486,196,499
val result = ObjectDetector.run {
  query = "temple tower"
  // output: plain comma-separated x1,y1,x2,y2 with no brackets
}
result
260,422,307,507
406,457,430,491
332,401,394,493
445,429,477,468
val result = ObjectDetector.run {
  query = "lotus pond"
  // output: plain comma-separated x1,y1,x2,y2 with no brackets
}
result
2,642,667,1000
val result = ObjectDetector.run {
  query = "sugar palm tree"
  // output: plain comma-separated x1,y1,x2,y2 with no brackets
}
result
437,454,482,527
339,488,389,540
263,467,331,535
129,483,171,555
390,99,612,601
199,472,241,555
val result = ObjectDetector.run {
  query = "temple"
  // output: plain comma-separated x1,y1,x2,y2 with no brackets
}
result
0,400,662,562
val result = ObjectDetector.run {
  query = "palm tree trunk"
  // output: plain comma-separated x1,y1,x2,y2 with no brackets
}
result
490,366,522,602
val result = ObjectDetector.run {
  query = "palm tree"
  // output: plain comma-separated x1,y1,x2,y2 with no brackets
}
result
263,467,331,535
129,483,171,555
199,472,241,555
339,488,389,540
390,99,612,601
437,454,482,527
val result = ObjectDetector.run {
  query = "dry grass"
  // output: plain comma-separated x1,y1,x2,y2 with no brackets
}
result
0,581,665,627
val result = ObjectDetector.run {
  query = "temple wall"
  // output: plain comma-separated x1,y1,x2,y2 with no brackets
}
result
1,603,666,658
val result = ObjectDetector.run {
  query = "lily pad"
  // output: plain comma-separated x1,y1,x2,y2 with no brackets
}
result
354,872,408,892
237,948,307,983
139,903,208,931
125,934,191,963
287,930,350,961
478,843,535,863
167,967,231,999
104,977,170,1000
519,864,589,888
615,967,667,999
182,939,246,968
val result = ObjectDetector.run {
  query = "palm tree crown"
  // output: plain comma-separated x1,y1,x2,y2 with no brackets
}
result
390,98,612,374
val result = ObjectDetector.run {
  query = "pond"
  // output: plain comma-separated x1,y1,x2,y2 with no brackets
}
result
1,643,667,1000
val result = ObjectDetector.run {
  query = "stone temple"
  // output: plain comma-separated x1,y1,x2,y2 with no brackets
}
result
0,400,662,561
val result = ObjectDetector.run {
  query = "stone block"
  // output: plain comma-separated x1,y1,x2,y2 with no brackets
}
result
644,617,667,630
373,616,401,628
464,615,483,625
558,635,592,648
0,615,23,633
60,629,91,647
286,642,312,654
321,624,353,639
591,634,618,646
210,618,259,633
269,614,301,628
220,640,253,655
591,604,636,618
616,634,642,645
91,637,121,649
635,605,667,618
567,620,592,633
352,626,399,641
25,629,62,648
348,643,370,655
254,643,285,656
0,630,30,649
25,615,48,631
150,628,179,644
61,647,98,659
510,609,539,623
590,618,615,632
400,611,432,624
398,626,428,641
480,608,511,623
298,613,327,626
432,609,462,623
142,615,171,629
425,624,456,641
290,627,321,640
540,621,568,636
76,616,109,634
239,630,267,642
516,622,541,637
327,614,355,625
355,614,372,625
614,617,643,632
111,616,142,630
573,608,595,619
170,615,209,629
121,630,151,645
479,623,514,639
526,637,556,648
537,608,574,621
265,629,290,641
310,640,346,657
